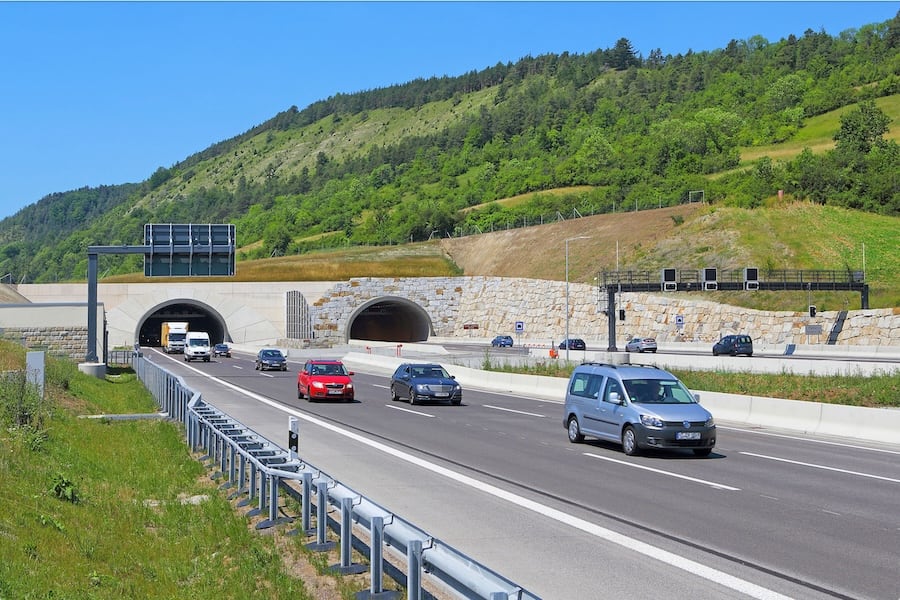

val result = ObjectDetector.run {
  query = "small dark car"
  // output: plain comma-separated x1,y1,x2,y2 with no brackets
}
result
255,348,287,371
559,338,586,350
390,363,462,406
712,335,753,357
491,335,514,347
213,343,231,358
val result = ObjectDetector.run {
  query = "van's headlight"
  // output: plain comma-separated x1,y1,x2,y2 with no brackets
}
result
705,416,716,427
640,415,664,428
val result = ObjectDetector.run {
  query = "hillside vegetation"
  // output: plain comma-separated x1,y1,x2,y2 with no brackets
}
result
0,13,898,295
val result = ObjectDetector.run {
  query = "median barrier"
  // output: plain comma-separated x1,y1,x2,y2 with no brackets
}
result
341,352,900,446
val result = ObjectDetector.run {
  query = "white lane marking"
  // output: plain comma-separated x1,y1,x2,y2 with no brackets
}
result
483,404,546,418
719,425,900,455
740,452,900,484
385,404,436,418
583,453,741,491
178,361,790,600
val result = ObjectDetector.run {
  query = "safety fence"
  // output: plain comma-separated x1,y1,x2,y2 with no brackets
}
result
133,355,539,600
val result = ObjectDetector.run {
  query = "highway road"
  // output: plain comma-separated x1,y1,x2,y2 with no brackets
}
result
148,347,900,600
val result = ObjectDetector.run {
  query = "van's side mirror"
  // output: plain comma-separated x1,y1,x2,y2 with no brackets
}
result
609,391,622,404
693,393,701,403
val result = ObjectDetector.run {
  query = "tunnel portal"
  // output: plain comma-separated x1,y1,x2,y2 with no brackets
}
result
348,297,433,343
138,302,228,348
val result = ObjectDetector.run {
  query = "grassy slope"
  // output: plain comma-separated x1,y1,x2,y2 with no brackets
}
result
101,92,899,310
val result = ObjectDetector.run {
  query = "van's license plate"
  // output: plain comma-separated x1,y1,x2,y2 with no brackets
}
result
676,432,701,440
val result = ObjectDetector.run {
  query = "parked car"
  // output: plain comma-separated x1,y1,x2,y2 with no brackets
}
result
712,334,754,357
255,348,287,371
297,359,355,402
625,337,657,353
390,363,462,406
213,343,231,358
559,338,586,350
563,362,716,457
491,335,514,347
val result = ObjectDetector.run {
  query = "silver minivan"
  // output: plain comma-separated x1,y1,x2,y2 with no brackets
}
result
563,362,716,457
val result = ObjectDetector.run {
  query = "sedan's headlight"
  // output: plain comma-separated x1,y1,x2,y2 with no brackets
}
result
415,384,429,392
311,381,325,389
640,414,664,428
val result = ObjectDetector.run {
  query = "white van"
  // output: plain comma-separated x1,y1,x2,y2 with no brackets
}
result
183,331,211,362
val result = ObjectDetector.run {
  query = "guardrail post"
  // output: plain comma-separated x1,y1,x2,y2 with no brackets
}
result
330,497,365,575
362,515,401,599
247,468,266,517
407,539,422,600
306,481,335,552
301,471,313,534
239,462,256,508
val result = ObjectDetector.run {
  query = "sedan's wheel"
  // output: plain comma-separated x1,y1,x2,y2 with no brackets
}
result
409,389,417,405
567,417,584,443
622,426,639,456
693,448,713,457
390,385,399,401
255,363,260,370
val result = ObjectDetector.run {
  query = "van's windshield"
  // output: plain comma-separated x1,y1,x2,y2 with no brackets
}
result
623,379,695,404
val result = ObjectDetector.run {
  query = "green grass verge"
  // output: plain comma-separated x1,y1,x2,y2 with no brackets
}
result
0,342,367,599
481,354,900,409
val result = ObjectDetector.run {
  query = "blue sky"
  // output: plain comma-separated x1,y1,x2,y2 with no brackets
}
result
1,1,896,220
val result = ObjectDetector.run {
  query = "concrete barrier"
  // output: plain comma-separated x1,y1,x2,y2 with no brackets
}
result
341,352,900,446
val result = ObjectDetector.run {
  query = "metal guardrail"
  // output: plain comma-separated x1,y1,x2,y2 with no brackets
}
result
133,355,539,600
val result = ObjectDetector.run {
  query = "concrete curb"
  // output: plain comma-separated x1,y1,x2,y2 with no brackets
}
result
341,352,900,446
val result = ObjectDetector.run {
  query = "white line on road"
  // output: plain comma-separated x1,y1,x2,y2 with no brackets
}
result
583,453,741,491
483,404,546,418
385,404,436,418
740,452,900,483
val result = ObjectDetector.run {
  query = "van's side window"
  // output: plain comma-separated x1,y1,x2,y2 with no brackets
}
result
602,379,624,404
570,373,604,398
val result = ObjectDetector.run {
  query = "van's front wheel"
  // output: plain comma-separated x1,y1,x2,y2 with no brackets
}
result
622,426,639,456
567,416,584,443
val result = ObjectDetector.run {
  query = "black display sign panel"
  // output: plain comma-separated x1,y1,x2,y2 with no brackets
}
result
143,224,235,277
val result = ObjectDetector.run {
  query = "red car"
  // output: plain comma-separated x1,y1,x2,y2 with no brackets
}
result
297,359,355,402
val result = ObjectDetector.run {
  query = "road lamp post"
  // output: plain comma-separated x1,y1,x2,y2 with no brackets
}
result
565,236,590,361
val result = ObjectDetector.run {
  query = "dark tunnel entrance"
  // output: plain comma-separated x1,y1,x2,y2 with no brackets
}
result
348,297,433,343
138,302,228,348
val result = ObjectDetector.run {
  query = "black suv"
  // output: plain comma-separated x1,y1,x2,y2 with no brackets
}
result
712,335,753,357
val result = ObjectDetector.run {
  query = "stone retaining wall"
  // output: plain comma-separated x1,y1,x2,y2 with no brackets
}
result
1,327,89,360
313,276,900,346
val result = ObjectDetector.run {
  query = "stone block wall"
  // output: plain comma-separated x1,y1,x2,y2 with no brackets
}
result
1,326,89,360
311,276,900,347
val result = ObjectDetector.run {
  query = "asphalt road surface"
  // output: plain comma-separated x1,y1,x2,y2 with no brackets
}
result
148,348,900,600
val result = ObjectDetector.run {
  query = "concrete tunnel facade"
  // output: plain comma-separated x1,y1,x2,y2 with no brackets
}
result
134,295,434,348
345,296,434,343
137,300,230,347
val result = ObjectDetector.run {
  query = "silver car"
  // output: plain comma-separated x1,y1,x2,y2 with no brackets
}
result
625,337,657,353
563,362,715,457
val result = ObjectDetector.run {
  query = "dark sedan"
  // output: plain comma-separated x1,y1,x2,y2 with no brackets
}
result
255,348,287,371
390,363,462,406
559,338,586,350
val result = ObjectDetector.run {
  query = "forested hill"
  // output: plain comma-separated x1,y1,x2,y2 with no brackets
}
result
1,12,899,283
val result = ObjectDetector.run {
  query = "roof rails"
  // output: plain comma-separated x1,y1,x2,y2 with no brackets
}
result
624,363,663,370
